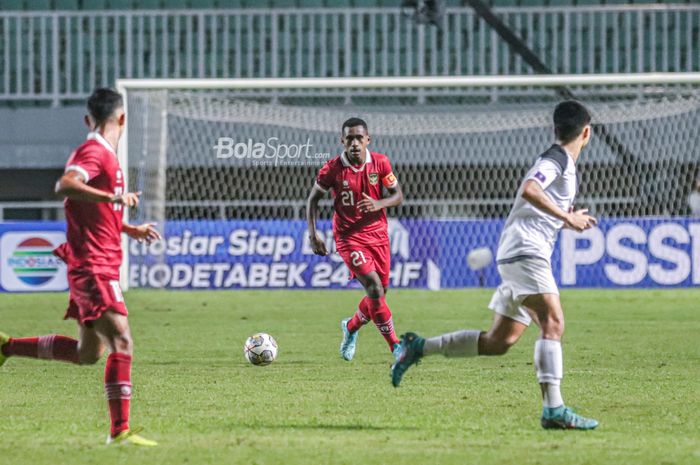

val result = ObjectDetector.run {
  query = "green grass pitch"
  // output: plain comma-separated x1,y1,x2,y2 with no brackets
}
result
0,289,698,465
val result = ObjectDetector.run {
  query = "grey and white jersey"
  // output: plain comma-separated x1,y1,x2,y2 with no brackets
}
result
496,144,577,264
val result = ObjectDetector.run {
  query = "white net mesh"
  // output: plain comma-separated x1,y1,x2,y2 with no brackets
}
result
124,82,700,225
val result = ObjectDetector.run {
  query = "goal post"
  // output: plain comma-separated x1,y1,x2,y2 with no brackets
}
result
116,73,700,290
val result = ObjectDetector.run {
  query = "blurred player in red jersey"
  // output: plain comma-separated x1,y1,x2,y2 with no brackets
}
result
0,88,161,446
307,118,404,361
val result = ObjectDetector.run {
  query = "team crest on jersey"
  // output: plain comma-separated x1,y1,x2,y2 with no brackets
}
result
343,180,349,187
368,173,379,185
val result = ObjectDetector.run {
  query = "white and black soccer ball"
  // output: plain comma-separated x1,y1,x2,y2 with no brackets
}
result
244,333,278,366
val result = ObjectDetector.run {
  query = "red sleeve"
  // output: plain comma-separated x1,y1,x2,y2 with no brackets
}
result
380,157,398,188
65,146,104,182
315,160,336,192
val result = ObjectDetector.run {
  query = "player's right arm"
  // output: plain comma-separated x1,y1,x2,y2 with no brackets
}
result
56,147,139,206
521,180,595,232
306,161,335,256
55,170,139,206
306,185,328,256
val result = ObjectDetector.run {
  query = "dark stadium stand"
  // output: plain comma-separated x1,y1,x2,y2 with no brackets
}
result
0,1,696,10
0,0,698,219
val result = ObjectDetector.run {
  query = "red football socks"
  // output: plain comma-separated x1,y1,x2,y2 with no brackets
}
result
368,296,400,350
347,296,372,333
104,353,132,437
1,335,79,364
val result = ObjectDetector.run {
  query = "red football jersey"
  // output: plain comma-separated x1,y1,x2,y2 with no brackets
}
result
315,149,399,247
59,132,125,273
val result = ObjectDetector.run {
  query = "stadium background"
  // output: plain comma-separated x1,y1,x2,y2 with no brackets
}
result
0,0,699,292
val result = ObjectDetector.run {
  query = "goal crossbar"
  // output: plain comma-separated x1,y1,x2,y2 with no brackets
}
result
116,72,700,92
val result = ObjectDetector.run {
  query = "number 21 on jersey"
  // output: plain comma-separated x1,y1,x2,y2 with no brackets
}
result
341,190,354,206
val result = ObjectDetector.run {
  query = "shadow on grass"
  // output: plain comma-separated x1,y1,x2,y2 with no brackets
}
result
237,423,419,432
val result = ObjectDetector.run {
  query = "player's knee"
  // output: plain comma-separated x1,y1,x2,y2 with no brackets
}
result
482,334,517,356
78,353,101,365
539,314,565,338
112,333,133,355
492,338,515,355
78,349,103,365
365,281,383,299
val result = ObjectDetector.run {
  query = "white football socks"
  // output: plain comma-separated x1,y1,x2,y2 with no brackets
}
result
534,338,564,408
422,330,480,357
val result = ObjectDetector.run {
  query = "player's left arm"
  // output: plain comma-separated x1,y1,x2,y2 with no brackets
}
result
521,181,596,232
358,183,403,213
122,222,162,243
357,163,403,213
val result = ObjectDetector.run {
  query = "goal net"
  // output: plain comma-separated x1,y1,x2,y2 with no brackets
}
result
117,75,700,289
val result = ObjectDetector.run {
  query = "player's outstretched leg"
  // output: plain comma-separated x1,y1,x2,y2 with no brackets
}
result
392,314,528,387
391,329,485,387
0,332,9,367
0,332,80,365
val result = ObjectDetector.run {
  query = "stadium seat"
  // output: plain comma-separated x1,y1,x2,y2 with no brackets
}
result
0,0,25,10
54,0,80,9
108,0,134,8
265,0,294,7
217,0,244,7
593,0,627,4
192,0,218,7
242,0,270,6
162,0,188,8
81,0,109,9
136,0,163,8
492,0,519,6
24,0,51,9
353,0,381,7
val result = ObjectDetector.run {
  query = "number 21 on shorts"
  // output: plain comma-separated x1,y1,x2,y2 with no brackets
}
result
350,250,367,267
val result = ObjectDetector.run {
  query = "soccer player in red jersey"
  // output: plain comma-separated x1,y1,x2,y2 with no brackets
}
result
307,117,404,361
0,88,161,446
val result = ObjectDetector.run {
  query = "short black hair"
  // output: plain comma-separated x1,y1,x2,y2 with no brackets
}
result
553,100,591,144
342,117,368,134
87,88,124,126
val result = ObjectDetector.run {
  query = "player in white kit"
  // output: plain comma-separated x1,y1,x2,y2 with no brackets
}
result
391,100,599,430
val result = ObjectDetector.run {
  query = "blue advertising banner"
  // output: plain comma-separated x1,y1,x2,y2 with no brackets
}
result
1,218,698,291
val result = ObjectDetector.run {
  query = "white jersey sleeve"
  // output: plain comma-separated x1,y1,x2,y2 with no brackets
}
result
525,158,562,191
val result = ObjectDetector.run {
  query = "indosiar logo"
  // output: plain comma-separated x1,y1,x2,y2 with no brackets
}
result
0,232,68,292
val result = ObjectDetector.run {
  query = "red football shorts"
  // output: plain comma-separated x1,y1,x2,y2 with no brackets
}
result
64,267,128,326
337,241,391,287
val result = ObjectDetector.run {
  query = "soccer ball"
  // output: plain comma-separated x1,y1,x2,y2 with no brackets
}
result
244,333,278,366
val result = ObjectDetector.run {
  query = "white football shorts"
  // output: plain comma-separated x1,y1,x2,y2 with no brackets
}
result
488,257,559,326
